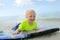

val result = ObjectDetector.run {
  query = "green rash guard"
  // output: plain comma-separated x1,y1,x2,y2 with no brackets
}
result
18,20,37,31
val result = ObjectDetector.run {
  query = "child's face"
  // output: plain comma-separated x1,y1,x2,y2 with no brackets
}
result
27,12,35,22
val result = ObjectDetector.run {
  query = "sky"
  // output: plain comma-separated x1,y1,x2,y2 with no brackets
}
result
0,0,60,18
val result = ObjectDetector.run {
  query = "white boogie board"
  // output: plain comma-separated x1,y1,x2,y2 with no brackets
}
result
0,26,59,40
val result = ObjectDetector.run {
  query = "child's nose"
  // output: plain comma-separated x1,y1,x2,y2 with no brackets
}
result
31,17,35,19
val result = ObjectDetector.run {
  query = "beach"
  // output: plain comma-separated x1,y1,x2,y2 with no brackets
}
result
0,18,60,40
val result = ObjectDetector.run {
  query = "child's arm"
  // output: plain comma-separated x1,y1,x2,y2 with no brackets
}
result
13,29,20,35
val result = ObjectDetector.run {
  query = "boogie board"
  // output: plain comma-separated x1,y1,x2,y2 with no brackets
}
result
0,23,59,40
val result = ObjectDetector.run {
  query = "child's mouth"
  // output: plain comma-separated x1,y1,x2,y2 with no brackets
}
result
30,19,34,21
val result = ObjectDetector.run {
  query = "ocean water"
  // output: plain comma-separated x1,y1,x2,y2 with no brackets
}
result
0,16,60,40
0,16,60,31
37,19,60,28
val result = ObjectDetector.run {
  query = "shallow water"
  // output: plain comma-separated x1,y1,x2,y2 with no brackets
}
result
0,19,60,30
0,19,60,34
0,19,60,40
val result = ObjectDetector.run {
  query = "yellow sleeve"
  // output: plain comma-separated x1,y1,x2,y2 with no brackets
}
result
18,22,25,31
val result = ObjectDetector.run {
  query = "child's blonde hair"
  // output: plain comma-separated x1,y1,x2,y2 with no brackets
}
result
25,9,36,17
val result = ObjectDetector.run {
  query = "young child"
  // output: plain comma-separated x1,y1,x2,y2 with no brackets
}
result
13,9,37,34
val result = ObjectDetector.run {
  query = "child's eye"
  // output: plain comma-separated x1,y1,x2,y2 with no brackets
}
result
33,16,35,17
29,16,35,17
30,16,32,17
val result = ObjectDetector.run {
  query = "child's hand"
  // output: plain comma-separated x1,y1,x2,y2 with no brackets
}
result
12,29,20,35
33,28,42,31
33,29,39,31
12,31,19,35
